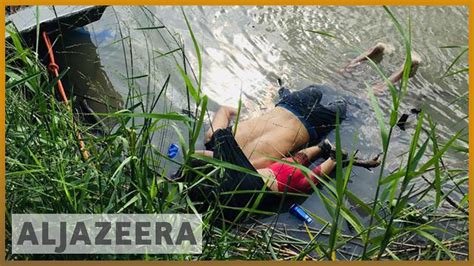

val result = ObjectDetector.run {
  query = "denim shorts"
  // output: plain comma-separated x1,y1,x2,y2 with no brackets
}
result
276,84,347,144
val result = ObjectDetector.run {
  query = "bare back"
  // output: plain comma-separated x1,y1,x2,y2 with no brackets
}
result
234,107,310,168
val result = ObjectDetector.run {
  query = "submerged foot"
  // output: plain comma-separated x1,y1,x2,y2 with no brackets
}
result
324,140,348,162
320,139,381,169
394,51,422,79
395,51,422,78
345,42,391,70
367,42,390,59
317,139,348,161
409,51,422,77
317,139,334,158
373,51,422,94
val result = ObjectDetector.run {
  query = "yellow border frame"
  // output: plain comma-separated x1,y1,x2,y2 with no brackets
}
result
1,2,472,264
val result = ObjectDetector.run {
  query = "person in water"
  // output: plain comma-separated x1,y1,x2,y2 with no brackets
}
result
204,42,420,170
181,42,421,222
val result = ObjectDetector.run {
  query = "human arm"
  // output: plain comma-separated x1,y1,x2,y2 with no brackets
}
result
205,106,238,144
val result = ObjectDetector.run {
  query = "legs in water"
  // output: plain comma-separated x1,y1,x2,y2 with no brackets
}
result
281,139,345,181
344,42,390,70
343,42,422,94
249,137,382,193
291,139,382,174
258,140,339,192
372,51,422,94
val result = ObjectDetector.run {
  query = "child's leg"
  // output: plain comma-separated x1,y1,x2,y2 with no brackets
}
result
301,139,336,159
312,158,337,178
292,146,321,165
293,138,335,163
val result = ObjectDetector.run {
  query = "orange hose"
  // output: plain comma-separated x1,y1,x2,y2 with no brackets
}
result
42,31,90,160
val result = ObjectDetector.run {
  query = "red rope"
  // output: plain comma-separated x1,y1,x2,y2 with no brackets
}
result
42,31,70,105
42,31,89,160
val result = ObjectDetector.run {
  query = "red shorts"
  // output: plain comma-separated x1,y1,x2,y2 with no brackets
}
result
268,153,322,194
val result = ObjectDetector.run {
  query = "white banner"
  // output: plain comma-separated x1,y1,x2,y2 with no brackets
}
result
12,214,202,254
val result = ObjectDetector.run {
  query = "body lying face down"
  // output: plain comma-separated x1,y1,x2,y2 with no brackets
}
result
177,42,420,223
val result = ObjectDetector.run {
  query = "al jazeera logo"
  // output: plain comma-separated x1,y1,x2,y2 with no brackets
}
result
12,214,202,254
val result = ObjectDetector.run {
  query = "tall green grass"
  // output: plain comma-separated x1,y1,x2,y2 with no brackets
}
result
5,6,468,260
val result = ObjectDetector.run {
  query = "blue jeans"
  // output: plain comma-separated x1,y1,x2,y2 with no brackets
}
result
276,84,347,144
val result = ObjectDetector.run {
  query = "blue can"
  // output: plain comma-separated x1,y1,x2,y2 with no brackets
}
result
167,143,180,159
289,204,313,224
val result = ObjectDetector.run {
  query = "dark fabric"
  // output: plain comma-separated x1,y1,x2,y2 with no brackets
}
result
211,128,270,221
276,84,347,144
204,126,233,151
189,128,275,223
204,135,216,151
